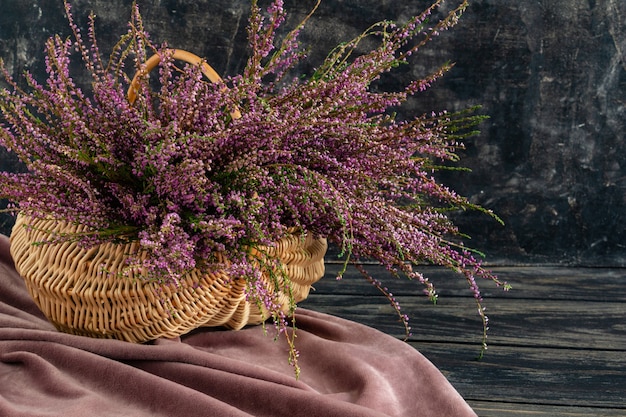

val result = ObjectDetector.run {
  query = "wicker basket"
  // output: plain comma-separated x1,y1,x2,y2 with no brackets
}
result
10,214,327,342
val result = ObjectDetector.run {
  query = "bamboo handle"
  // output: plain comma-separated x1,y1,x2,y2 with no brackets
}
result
127,49,241,119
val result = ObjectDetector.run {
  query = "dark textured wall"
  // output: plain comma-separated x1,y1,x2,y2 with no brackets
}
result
1,0,625,266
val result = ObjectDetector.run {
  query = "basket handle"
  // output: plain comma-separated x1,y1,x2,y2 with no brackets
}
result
127,48,241,119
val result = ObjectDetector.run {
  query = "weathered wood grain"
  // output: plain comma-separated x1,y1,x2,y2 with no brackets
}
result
300,296,626,350
466,401,626,417
317,263,626,301
414,343,626,409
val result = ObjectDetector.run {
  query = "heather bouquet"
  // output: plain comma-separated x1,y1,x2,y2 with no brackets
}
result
0,0,508,371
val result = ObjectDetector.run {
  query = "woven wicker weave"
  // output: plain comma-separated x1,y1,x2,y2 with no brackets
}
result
10,214,327,342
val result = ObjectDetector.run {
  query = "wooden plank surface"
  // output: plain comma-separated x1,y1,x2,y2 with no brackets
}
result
299,264,626,415
466,401,626,417
315,263,626,301
415,343,626,408
302,296,626,349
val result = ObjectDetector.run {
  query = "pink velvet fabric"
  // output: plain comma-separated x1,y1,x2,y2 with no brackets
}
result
0,234,477,416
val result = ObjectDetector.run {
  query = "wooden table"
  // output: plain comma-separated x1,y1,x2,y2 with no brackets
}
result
300,263,626,416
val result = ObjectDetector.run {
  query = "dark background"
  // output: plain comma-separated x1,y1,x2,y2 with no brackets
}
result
1,0,625,266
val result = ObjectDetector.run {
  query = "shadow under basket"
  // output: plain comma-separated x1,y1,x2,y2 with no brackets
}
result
9,214,327,343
